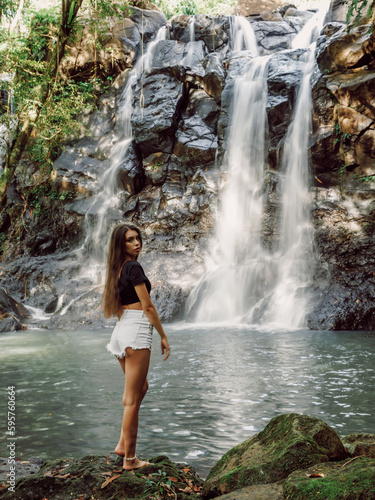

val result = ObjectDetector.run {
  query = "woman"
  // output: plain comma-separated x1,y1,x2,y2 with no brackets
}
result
103,222,170,470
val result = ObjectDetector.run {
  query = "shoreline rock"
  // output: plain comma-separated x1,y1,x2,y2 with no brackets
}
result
1,414,374,499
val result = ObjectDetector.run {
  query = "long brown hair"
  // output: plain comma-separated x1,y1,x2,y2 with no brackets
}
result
103,223,143,318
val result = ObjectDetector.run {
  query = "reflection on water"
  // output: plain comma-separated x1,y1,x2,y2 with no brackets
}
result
0,325,374,478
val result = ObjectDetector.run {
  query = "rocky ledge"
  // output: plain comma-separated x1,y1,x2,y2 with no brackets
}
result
1,413,374,499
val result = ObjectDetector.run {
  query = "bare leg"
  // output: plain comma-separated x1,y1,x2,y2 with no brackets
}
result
121,348,151,469
114,355,148,456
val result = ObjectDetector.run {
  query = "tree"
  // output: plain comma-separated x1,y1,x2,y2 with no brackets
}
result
0,0,84,206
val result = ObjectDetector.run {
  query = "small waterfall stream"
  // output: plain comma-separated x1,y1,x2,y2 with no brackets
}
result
77,27,167,279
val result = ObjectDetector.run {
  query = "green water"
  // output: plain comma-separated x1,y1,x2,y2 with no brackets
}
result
1,324,374,478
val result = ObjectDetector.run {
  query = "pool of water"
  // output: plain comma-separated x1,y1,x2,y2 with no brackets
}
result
1,324,374,478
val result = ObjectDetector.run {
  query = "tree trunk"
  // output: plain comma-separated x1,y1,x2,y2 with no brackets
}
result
0,0,84,206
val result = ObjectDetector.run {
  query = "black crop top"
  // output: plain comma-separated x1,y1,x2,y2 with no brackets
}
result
119,261,151,305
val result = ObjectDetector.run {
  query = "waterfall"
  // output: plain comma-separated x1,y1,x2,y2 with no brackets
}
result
229,16,259,54
186,54,271,322
187,3,330,328
259,47,316,327
79,26,167,272
183,17,196,66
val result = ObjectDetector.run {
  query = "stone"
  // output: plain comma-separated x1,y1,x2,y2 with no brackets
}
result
117,141,146,194
130,6,167,44
203,413,347,498
252,20,297,51
0,287,29,320
0,315,23,332
170,15,230,52
53,148,110,199
283,458,375,499
316,24,375,74
0,454,203,499
200,52,226,101
131,71,185,157
342,433,375,458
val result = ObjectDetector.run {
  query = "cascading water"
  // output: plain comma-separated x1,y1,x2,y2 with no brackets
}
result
187,4,330,328
229,16,259,54
78,27,167,278
186,19,270,322
187,56,270,322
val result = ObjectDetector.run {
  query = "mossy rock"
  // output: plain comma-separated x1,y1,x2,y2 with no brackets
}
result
0,454,203,500
341,433,375,458
202,413,347,498
283,457,375,499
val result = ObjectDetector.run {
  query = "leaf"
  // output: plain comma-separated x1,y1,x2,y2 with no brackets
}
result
181,468,191,473
168,477,178,482
101,474,121,489
55,474,71,478
306,473,326,478
99,472,112,477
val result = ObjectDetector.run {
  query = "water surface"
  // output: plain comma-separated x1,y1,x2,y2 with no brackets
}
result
1,324,374,478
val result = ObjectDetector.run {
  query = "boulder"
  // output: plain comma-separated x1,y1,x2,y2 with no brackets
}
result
131,70,185,157
316,24,375,74
342,433,375,458
0,288,29,320
202,413,347,498
200,52,226,102
130,6,167,44
170,15,230,52
283,458,375,499
252,20,297,52
53,148,110,199
117,141,145,194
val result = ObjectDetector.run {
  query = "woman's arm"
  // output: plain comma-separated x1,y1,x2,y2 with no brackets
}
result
134,282,170,360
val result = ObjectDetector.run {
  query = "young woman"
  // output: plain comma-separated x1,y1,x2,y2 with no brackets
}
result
103,222,170,470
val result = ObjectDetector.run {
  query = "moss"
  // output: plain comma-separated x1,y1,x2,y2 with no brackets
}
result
0,454,203,500
283,458,375,500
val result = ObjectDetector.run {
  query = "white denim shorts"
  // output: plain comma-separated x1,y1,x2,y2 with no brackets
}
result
106,310,153,359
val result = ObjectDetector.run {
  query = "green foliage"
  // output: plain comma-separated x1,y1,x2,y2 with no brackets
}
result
142,469,173,498
153,0,236,18
353,173,375,182
346,0,375,27
27,182,75,216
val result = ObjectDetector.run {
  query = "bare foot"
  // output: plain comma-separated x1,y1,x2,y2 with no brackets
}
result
114,444,125,457
123,457,150,470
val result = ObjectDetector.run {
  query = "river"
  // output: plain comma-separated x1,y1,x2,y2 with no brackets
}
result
1,325,374,478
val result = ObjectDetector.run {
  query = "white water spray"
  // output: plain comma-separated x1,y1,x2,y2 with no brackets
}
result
229,16,259,54
186,55,270,321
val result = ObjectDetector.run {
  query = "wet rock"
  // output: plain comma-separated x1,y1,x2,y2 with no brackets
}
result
0,315,23,332
142,152,169,186
0,288,29,320
203,413,347,498
170,15,230,52
200,52,226,102
117,141,146,194
267,49,306,161
253,20,297,52
53,147,110,199
131,71,185,157
130,6,167,44
150,39,206,74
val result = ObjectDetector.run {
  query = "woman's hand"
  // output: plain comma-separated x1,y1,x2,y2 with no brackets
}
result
161,337,170,360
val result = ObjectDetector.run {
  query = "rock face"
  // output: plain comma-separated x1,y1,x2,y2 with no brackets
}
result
1,3,375,331
202,413,347,498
